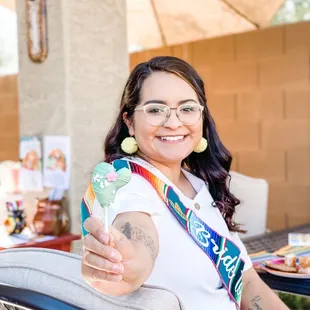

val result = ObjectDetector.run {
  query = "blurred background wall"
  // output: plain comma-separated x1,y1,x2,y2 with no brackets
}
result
130,21,310,230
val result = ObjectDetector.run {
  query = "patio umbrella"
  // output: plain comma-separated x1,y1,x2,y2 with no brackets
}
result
0,0,14,11
0,0,285,51
127,0,285,50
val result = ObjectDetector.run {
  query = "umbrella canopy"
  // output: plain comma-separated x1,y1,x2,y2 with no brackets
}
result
0,0,14,11
1,0,284,51
127,0,285,50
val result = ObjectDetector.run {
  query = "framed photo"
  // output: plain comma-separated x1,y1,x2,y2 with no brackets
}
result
19,136,43,191
43,136,71,190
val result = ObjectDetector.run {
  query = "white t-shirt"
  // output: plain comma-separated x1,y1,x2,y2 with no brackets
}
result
93,157,252,310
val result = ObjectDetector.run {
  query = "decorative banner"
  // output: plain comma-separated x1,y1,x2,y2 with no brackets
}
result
26,0,48,63
19,136,43,191
43,136,71,190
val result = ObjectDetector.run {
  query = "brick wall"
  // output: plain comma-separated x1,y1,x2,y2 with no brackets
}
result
0,75,19,161
130,21,310,230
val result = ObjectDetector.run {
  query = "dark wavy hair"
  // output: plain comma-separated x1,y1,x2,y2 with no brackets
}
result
104,56,244,233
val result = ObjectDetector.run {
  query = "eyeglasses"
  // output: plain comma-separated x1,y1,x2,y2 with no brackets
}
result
134,103,204,126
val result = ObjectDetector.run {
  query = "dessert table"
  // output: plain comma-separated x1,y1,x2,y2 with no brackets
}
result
0,225,80,252
243,223,310,296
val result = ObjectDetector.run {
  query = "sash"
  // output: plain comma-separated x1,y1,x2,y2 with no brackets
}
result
80,159,245,308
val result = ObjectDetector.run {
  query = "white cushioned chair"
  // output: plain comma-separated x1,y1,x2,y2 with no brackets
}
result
229,171,269,238
0,248,184,310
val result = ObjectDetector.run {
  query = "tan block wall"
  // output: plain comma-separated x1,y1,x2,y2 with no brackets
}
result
0,75,19,161
130,21,310,230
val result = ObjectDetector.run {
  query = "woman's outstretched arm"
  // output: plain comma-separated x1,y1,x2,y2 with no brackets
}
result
241,267,289,310
81,211,159,296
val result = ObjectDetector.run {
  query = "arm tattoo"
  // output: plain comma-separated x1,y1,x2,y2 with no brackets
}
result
121,222,156,261
248,296,263,310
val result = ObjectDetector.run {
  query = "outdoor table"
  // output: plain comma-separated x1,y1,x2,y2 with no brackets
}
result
243,223,310,296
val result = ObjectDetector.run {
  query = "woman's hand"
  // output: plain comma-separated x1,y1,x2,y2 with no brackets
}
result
82,217,135,295
81,215,157,296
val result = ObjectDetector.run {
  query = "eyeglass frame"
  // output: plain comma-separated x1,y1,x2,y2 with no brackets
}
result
134,103,204,126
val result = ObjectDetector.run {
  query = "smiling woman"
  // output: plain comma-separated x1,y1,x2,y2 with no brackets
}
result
121,70,205,167
81,56,289,310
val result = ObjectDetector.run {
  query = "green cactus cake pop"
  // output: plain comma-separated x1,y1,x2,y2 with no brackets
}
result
92,162,131,233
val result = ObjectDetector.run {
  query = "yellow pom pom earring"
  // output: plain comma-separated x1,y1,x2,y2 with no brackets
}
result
121,136,138,154
194,137,208,153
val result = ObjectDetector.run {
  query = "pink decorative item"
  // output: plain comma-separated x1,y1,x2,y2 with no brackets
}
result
106,171,117,182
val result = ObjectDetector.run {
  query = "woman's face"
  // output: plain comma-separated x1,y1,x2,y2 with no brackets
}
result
125,71,203,165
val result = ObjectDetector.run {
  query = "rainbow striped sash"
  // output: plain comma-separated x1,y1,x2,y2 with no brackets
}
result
81,159,245,308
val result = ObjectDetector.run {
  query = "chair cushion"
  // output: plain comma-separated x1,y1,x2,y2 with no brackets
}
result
0,248,184,310
230,171,269,238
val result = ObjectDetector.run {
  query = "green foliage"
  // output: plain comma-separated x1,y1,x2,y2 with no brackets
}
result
279,292,310,310
272,0,310,25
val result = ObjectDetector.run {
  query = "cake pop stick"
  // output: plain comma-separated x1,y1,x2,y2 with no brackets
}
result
91,162,131,233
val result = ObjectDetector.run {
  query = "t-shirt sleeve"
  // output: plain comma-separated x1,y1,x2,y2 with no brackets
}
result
92,174,162,226
231,232,253,272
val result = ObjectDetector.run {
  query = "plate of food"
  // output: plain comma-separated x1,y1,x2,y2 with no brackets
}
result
263,255,310,279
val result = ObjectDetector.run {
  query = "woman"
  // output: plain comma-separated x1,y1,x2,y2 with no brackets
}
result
81,56,288,310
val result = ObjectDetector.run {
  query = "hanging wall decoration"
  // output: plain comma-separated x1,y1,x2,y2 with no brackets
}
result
26,0,48,63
